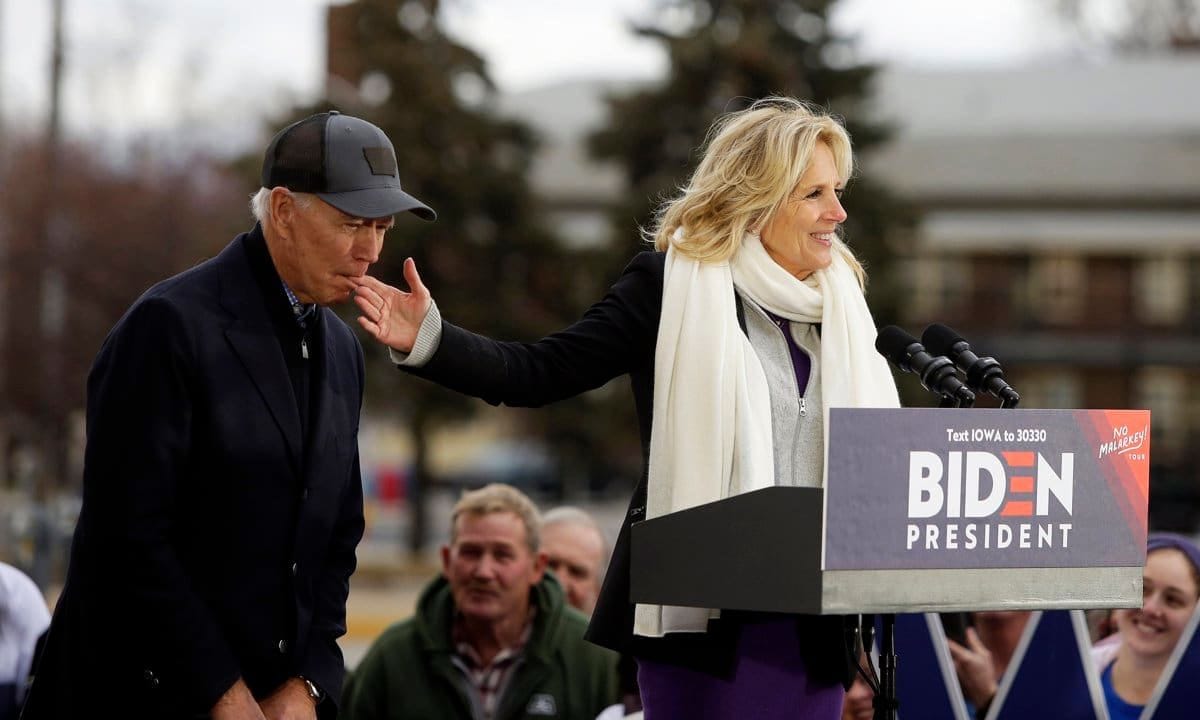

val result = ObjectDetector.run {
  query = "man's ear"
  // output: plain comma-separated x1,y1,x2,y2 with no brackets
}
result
440,544,452,578
530,549,548,582
268,187,296,231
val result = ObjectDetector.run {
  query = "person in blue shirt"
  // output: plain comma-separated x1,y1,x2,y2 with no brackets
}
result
1094,533,1200,720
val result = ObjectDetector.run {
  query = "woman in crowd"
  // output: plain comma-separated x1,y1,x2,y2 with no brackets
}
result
1092,533,1200,720
353,97,899,719
840,650,875,720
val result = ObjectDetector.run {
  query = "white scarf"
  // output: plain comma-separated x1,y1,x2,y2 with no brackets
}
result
634,232,900,637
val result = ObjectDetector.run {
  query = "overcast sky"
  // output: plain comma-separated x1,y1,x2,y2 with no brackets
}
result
0,0,1082,155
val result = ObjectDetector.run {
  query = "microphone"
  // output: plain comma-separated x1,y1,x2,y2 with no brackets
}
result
922,324,1020,407
875,326,975,405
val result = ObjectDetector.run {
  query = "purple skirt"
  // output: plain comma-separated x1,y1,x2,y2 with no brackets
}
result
637,618,844,720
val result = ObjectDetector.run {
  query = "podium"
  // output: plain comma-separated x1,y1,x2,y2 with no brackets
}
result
629,487,1143,613
632,408,1149,614
630,408,1150,718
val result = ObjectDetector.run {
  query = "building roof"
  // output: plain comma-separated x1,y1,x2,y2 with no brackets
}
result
864,57,1200,200
867,57,1200,136
921,209,1200,252
867,134,1200,202
495,57,1200,204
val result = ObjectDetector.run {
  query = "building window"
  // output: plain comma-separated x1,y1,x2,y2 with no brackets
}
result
1011,368,1082,410
1029,255,1084,325
1134,256,1188,325
904,256,971,323
1134,367,1187,459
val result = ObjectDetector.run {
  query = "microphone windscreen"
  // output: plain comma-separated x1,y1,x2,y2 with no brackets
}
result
875,325,919,366
921,323,965,357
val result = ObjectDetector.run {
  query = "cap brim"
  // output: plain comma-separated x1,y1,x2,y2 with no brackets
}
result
318,187,436,221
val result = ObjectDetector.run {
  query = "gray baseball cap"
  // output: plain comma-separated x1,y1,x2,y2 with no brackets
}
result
261,111,435,221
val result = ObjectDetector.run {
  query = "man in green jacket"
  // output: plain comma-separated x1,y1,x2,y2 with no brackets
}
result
342,483,618,720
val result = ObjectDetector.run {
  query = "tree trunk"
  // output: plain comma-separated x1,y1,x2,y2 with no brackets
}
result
406,406,431,555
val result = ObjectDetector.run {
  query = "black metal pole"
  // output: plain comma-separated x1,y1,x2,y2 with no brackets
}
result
873,613,899,720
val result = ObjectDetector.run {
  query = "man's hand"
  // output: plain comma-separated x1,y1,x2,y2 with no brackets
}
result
259,678,318,720
947,627,998,709
211,679,267,720
353,258,432,353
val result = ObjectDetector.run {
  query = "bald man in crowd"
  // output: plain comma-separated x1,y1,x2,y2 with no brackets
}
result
541,507,645,717
540,507,608,616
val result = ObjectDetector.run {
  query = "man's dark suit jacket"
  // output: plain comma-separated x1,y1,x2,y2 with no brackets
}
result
406,251,856,689
21,226,365,719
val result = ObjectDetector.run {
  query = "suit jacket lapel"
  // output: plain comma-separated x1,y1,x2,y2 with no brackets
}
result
217,235,304,474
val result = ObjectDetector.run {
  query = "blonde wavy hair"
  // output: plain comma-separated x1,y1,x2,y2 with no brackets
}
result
649,97,865,286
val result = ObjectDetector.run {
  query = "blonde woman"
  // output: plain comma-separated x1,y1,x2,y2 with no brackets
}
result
353,97,899,719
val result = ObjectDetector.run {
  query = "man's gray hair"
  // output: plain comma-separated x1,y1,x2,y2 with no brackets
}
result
542,505,609,564
249,187,315,223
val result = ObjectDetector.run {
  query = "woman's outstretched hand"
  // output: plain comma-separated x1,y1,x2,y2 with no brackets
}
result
353,257,431,353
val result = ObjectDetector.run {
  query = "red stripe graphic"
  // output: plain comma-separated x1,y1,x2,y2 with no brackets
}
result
1002,451,1035,467
1009,476,1034,494
1001,500,1034,517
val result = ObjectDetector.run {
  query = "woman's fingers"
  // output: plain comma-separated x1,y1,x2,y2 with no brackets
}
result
402,257,428,298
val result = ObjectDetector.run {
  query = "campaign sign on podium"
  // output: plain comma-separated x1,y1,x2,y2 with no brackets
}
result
823,408,1150,612
629,408,1149,615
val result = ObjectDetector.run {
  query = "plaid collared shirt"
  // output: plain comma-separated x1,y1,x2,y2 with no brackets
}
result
450,610,535,720
281,281,316,328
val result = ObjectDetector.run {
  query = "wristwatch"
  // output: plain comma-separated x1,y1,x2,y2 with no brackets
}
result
300,676,322,705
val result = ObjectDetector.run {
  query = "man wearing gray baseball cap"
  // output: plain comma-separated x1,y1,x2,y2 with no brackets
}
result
261,110,435,222
22,112,431,720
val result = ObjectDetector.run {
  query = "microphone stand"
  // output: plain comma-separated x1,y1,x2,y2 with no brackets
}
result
874,387,973,720
940,387,975,409
873,614,898,720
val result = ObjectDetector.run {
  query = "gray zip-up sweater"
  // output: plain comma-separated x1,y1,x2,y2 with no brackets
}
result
740,297,825,489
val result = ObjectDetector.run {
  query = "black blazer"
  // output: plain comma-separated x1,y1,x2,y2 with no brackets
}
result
408,251,855,687
22,227,366,718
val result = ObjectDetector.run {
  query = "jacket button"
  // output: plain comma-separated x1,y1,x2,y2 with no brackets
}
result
301,488,309,501
291,562,298,576
143,669,159,689
278,639,288,654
